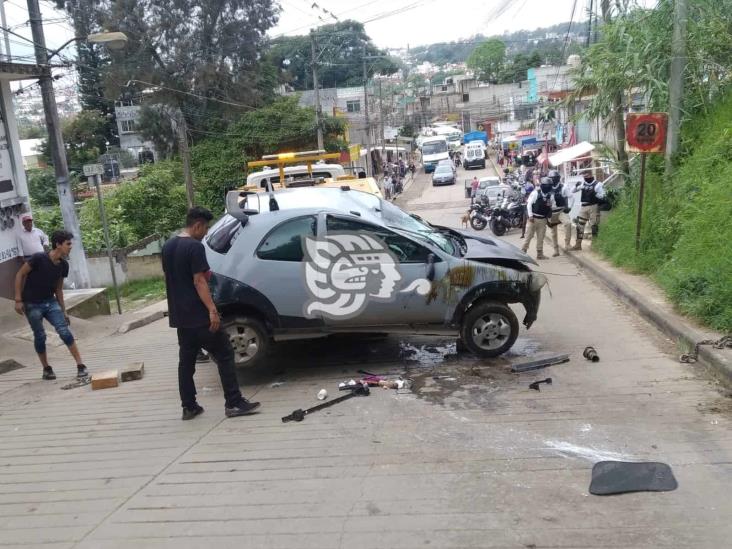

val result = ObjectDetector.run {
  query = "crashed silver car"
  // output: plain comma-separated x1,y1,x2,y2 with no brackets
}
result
204,187,547,368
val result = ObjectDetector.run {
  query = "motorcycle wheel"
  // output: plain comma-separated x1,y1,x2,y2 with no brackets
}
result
490,218,507,237
470,216,487,231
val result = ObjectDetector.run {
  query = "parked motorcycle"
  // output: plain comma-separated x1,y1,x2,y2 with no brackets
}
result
469,197,492,231
490,194,525,236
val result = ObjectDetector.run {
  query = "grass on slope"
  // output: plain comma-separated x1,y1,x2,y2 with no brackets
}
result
594,91,732,332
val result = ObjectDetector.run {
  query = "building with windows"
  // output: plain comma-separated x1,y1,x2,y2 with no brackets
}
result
114,100,157,164
294,86,378,150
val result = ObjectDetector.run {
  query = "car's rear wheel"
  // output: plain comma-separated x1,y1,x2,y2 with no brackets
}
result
222,316,270,369
460,301,519,358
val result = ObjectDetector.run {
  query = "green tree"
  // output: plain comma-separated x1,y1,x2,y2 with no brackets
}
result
100,0,280,135
62,110,109,171
27,169,58,207
38,110,109,172
190,96,346,213
137,104,177,160
78,161,188,250
268,20,399,90
568,0,732,176
467,39,506,83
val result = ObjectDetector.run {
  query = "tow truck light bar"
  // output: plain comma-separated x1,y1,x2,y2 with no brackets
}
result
261,150,326,160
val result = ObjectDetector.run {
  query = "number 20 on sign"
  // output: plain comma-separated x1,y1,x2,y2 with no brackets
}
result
626,113,668,153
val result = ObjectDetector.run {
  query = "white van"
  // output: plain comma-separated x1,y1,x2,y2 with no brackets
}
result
246,163,346,190
420,136,449,173
463,141,486,170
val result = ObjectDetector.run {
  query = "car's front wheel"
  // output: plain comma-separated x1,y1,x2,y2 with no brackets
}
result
460,301,519,358
222,316,270,368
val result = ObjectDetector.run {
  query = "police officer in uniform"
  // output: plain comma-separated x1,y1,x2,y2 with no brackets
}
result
521,177,555,260
571,170,605,250
547,169,574,255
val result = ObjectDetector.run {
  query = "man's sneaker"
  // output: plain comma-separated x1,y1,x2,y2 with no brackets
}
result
42,367,56,380
76,364,89,378
182,404,204,421
225,400,261,417
536,253,548,260
196,350,210,363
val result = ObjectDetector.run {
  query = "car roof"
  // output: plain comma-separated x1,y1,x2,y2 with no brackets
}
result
229,187,384,224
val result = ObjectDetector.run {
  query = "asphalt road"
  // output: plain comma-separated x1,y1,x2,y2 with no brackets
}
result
1,162,731,548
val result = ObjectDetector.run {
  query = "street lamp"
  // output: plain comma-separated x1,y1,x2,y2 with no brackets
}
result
46,31,129,62
87,32,128,50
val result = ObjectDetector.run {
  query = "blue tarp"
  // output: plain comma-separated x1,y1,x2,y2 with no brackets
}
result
463,131,487,144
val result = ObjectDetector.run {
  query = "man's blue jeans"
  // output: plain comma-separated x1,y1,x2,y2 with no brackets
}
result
24,298,74,354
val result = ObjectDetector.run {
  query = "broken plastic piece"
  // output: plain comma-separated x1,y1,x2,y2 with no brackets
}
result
511,354,570,373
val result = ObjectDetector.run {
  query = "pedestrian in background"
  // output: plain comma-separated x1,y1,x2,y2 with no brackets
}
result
471,176,479,201
162,206,260,420
16,214,48,260
14,230,89,380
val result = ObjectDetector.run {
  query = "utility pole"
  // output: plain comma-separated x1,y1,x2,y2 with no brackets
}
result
665,0,687,172
378,79,385,158
0,0,12,61
174,108,195,208
362,46,372,176
310,30,324,151
27,0,90,288
586,0,593,47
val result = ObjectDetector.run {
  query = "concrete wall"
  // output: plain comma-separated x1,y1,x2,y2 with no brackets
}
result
87,253,163,288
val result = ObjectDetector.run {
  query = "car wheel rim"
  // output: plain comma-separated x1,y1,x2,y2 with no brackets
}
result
471,313,512,350
225,325,259,364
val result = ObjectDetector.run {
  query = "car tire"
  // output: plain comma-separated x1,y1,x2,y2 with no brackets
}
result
460,301,519,358
222,316,270,369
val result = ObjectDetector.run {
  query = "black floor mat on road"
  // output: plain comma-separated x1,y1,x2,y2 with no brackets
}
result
590,461,678,495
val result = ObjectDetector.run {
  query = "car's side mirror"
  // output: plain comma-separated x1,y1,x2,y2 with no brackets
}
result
426,253,436,281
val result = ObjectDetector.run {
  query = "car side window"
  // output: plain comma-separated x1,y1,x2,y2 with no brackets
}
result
326,216,432,263
256,216,316,261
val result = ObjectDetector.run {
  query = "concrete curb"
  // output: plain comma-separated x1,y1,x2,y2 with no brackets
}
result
118,300,168,334
561,244,732,384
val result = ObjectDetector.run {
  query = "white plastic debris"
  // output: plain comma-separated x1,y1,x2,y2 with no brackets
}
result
317,389,328,400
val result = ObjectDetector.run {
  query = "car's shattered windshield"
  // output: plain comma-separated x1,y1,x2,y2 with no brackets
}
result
380,200,457,256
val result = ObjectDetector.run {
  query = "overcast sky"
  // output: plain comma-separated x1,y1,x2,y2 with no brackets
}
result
275,0,594,48
2,0,656,62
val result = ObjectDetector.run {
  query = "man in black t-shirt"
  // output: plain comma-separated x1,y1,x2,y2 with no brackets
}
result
162,207,260,420
14,230,89,380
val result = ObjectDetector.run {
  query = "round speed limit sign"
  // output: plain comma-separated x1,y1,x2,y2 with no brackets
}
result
626,113,668,153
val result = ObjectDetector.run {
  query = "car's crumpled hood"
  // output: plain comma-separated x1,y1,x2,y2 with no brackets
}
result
434,225,538,266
